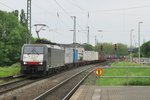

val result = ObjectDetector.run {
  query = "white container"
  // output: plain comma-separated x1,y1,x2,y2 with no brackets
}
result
77,47,85,61
93,52,98,60
83,51,98,61
64,48,73,64
83,51,88,61
83,51,91,61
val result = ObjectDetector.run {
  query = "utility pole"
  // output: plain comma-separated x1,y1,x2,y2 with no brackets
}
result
87,26,89,44
130,29,134,62
71,16,76,43
138,22,143,64
27,0,32,43
78,26,90,44
95,35,97,46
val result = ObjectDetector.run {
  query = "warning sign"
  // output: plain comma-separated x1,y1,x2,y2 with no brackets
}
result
95,68,103,76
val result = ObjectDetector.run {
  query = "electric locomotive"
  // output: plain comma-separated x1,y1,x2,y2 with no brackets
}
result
20,44,64,76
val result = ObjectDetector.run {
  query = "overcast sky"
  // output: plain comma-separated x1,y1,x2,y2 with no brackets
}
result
0,0,150,46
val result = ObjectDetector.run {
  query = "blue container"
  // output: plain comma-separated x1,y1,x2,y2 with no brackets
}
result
73,49,78,63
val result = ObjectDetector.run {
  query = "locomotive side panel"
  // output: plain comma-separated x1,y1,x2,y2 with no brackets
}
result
49,48,65,68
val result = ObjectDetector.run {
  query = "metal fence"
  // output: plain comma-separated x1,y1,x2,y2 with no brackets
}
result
131,57,150,64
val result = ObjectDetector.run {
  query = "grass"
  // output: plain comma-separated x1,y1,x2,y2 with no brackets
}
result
96,61,150,86
0,63,20,77
111,61,144,67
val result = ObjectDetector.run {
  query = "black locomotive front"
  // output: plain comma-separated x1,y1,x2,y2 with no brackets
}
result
20,45,47,76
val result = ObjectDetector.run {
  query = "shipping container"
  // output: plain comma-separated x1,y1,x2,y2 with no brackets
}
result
83,51,88,61
98,53,103,61
64,48,73,64
73,49,78,63
88,51,93,61
91,51,94,60
94,52,98,60
83,51,98,61
83,51,91,61
77,47,84,61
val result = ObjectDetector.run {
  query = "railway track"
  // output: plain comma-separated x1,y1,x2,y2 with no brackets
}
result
0,76,43,95
0,62,109,100
33,66,97,100
0,65,92,96
0,74,24,80
33,62,109,100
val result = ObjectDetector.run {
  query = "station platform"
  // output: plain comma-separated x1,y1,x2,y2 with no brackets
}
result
70,85,150,100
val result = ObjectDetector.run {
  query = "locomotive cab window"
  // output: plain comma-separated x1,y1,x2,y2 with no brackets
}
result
23,46,44,54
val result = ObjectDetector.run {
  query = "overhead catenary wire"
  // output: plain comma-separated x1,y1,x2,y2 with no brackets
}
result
52,0,84,30
92,5,150,12
0,0,40,25
62,0,87,29
32,1,73,33
53,0,85,30
57,4,93,40
64,0,85,11
0,1,14,10
33,0,75,28
53,0,71,18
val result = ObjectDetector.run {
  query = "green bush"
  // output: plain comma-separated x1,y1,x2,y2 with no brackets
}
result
124,79,150,86
0,63,20,77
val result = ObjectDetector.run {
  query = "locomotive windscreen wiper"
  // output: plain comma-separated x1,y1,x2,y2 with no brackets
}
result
31,47,39,55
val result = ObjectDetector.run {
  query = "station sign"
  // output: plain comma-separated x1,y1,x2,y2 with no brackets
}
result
128,48,134,52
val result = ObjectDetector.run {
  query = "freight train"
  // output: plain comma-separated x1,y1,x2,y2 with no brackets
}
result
20,43,104,76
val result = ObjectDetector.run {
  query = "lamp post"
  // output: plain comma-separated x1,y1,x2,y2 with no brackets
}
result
97,30,103,54
138,22,143,64
71,16,76,43
97,30,103,44
130,29,134,62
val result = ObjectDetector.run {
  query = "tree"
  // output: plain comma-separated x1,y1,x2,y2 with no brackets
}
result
82,43,94,51
141,41,150,57
95,42,128,56
12,10,19,18
20,9,27,27
0,10,28,65
117,43,128,55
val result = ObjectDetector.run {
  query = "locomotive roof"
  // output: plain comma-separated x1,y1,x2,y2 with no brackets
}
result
23,44,64,50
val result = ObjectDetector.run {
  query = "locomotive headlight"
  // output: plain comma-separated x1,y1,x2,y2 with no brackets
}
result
39,62,43,65
23,62,27,64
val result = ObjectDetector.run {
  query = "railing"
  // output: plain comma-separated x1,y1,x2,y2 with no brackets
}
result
130,57,150,64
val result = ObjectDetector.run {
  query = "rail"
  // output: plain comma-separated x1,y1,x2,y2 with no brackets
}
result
63,69,94,100
33,67,95,100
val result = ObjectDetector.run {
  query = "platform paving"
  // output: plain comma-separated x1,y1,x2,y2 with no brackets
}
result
70,85,150,100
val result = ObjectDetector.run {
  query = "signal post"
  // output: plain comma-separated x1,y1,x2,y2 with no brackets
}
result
95,68,104,85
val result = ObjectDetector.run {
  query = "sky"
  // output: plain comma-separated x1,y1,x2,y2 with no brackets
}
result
0,0,150,47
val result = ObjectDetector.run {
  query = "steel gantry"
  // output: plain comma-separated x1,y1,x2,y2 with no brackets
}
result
27,0,31,43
